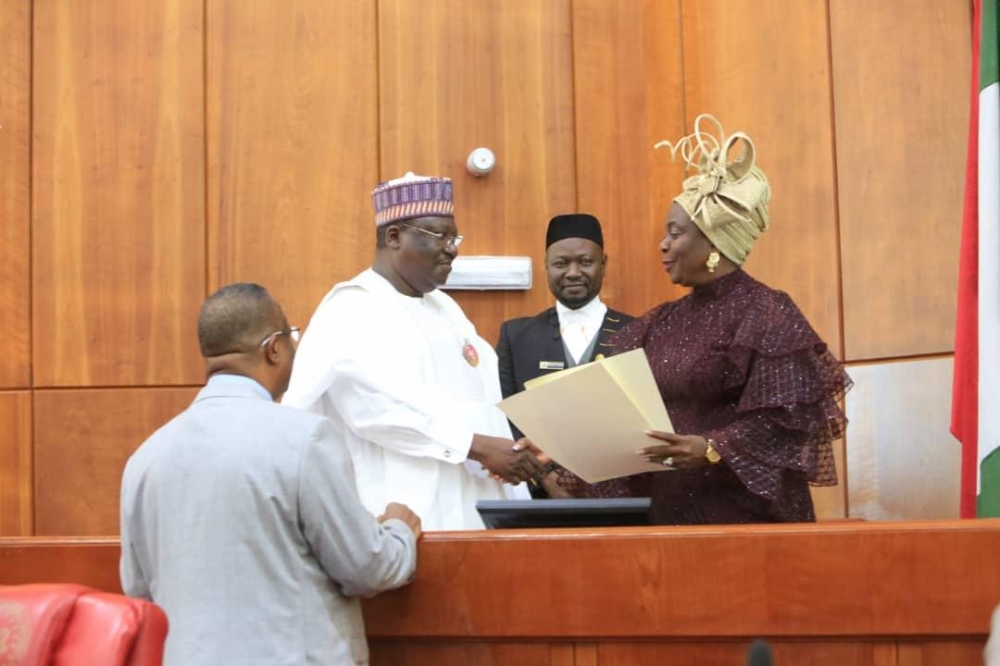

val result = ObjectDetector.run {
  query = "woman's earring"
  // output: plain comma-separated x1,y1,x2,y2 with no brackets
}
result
706,251,720,274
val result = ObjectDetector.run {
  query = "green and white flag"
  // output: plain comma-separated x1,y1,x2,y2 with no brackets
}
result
953,0,1000,517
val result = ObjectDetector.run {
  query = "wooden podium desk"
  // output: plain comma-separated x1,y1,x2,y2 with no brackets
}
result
3,520,999,665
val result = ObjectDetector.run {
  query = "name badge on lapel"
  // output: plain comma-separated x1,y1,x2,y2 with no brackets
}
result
538,361,565,371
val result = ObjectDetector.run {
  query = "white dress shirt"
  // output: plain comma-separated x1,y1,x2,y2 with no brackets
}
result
556,296,608,364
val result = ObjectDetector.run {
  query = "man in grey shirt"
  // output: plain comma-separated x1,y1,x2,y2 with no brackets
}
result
120,283,420,665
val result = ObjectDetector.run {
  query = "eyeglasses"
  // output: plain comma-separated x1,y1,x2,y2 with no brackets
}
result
400,222,464,248
259,326,300,348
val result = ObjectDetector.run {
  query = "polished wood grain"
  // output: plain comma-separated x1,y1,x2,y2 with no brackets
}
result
0,0,31,388
33,388,198,536
679,0,843,357
207,0,378,330
370,644,558,665
0,538,121,590
874,644,899,666
572,0,687,319
598,642,879,665
32,0,205,386
0,393,32,536
549,644,575,666
595,642,981,666
362,522,1000,638
830,0,971,360
573,643,597,666
643,0,691,310
897,641,986,665
1,524,993,666
378,0,577,344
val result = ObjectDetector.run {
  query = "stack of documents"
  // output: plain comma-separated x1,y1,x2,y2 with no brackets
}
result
497,349,674,483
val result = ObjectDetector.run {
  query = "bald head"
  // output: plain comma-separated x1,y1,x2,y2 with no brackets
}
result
198,283,286,358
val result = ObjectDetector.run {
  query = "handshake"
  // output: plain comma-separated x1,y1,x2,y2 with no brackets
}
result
468,434,552,487
376,435,554,542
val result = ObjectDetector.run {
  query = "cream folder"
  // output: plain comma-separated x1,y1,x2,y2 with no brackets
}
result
498,348,674,483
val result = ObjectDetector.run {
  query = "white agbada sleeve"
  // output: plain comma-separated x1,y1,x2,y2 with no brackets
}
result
283,286,475,462
987,603,1000,666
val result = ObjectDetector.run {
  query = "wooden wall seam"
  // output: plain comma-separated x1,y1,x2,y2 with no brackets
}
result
202,0,210,302
823,0,847,364
0,0,32,388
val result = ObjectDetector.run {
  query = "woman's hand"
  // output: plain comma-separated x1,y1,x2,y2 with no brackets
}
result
638,431,710,469
539,470,573,498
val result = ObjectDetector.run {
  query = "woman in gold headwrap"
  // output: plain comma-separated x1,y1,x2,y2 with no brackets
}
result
548,114,851,524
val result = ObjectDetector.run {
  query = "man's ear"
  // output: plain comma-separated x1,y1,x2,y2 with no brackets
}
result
384,224,403,249
602,253,609,268
263,339,282,365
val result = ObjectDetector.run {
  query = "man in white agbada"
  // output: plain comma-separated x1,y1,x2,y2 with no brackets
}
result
283,172,542,530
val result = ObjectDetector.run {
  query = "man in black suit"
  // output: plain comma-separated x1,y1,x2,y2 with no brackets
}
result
496,214,634,414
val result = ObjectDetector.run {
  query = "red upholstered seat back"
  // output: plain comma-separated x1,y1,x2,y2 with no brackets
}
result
0,583,167,666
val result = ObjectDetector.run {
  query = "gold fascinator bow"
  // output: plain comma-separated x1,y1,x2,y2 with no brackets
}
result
654,114,771,265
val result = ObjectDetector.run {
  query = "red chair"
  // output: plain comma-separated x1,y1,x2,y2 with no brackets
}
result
0,583,168,665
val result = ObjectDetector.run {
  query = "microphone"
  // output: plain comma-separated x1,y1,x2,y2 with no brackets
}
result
746,639,773,666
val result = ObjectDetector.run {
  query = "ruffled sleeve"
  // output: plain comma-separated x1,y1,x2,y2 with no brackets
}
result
704,289,851,498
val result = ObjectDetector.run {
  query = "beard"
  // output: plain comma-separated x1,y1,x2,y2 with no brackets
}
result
556,283,595,309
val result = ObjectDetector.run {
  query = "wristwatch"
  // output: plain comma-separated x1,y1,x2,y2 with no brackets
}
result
705,439,722,465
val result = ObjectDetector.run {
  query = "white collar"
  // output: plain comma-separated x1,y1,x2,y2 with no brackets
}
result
555,295,606,321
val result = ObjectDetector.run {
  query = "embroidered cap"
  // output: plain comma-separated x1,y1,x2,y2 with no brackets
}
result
371,172,454,227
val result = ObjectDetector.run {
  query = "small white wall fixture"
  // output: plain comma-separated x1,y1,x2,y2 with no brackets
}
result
441,256,532,291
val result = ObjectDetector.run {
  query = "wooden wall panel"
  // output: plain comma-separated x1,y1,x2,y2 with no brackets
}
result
846,358,960,520
0,538,122,590
572,0,687,320
33,388,197,536
32,0,205,387
897,641,986,665
831,0,971,360
874,643,900,666
378,0,577,343
0,393,32,536
370,644,560,666
0,0,31,387
643,0,692,309
550,644,575,666
207,0,378,329
679,0,843,357
598,642,880,665
574,644,597,666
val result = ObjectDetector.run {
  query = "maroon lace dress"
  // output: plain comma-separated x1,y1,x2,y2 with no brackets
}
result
558,269,851,524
